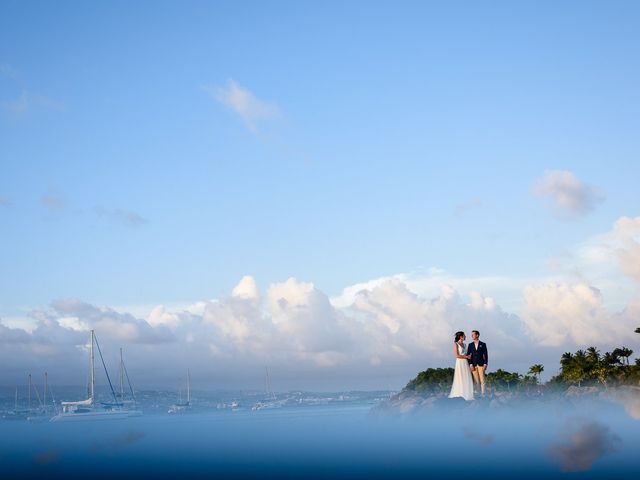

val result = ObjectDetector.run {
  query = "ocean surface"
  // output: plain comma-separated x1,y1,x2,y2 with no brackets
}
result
1,389,638,479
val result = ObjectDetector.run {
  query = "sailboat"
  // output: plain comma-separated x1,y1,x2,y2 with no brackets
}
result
27,372,57,422
100,348,139,410
2,376,33,421
252,367,284,410
51,330,142,422
168,370,191,414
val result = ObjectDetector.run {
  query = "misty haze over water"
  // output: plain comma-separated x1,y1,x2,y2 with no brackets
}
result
1,388,638,479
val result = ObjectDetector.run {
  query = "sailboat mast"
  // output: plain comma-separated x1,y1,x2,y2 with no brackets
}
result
14,386,17,411
187,369,191,404
120,348,124,399
28,373,32,411
265,366,275,399
90,330,95,401
44,372,48,411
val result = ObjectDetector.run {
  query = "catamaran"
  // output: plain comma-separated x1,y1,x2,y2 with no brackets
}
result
51,330,142,422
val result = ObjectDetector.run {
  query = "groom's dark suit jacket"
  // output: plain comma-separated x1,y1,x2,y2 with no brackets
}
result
467,341,488,366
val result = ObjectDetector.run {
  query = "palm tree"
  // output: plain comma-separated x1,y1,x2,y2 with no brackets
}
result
560,352,573,368
615,347,633,366
528,364,544,384
565,350,588,387
593,361,614,389
603,351,621,366
586,347,600,364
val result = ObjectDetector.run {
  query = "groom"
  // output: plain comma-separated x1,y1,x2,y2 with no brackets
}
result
467,330,488,396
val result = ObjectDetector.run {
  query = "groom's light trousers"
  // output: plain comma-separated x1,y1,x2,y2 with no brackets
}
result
471,365,486,395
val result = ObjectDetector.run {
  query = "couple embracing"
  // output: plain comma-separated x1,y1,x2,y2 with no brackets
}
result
448,330,488,401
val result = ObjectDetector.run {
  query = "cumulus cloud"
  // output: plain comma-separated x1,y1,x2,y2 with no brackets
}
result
611,216,640,282
534,170,603,218
204,79,280,132
0,275,531,388
337,279,526,369
523,283,608,346
522,281,639,347
549,419,621,472
232,275,260,300
47,298,174,344
1,233,638,389
542,215,640,317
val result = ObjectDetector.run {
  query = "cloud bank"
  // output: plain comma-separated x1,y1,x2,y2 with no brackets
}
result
1,217,638,389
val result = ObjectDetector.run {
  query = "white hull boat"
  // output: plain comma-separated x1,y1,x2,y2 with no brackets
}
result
51,408,142,422
51,330,143,422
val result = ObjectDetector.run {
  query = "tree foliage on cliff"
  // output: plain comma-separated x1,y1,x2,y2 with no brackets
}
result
551,345,639,388
404,368,454,394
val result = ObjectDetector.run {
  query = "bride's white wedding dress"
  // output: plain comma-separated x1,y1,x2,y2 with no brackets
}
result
449,342,474,401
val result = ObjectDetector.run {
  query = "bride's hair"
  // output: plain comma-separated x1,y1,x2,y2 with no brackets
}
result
454,331,464,342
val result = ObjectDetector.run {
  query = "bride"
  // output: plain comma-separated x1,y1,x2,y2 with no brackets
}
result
448,331,474,401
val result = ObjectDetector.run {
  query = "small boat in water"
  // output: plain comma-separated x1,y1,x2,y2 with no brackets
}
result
51,330,142,422
252,367,284,410
4,373,55,421
168,370,191,414
2,386,29,420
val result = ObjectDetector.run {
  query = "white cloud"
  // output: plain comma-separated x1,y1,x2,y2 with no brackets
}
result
539,216,640,313
611,216,640,281
232,275,260,300
522,282,638,347
266,277,353,364
58,316,90,332
3,209,640,390
534,170,603,218
331,268,533,314
204,79,280,132
147,305,184,330
523,283,609,346
0,275,531,387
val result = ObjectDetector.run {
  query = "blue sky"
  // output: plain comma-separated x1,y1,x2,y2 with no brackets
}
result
1,1,639,389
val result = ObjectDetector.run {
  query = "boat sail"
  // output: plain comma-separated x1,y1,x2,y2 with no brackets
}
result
51,330,142,422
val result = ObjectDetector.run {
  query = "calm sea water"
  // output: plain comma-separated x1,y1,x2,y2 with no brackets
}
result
1,397,638,479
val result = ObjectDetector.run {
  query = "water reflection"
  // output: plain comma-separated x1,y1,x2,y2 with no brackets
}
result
0,394,638,479
548,418,622,472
